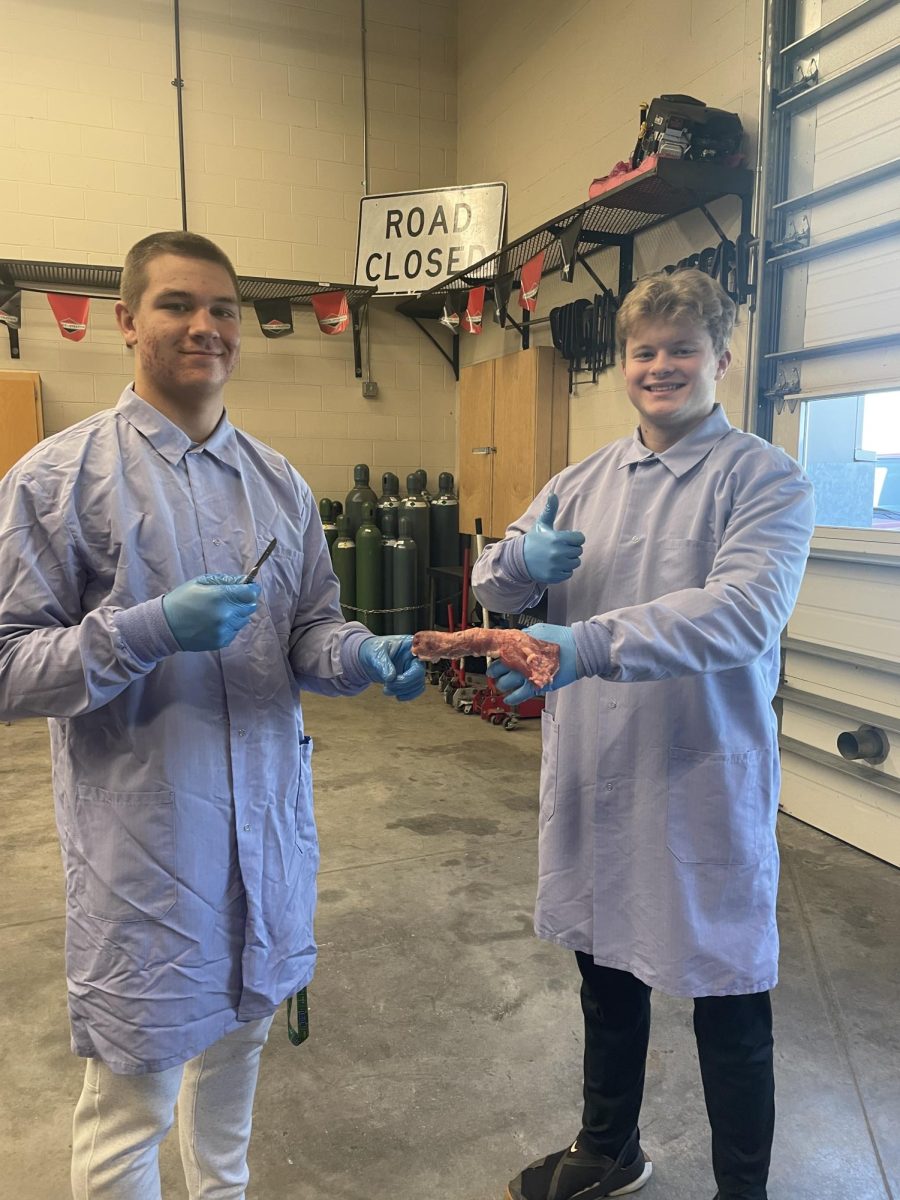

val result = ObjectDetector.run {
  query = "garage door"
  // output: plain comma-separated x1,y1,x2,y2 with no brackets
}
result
751,0,900,865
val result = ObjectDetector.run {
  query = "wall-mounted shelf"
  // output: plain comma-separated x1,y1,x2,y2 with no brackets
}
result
0,259,376,373
397,157,755,377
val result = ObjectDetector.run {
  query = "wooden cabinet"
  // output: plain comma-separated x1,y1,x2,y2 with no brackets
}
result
1,371,43,478
458,347,568,536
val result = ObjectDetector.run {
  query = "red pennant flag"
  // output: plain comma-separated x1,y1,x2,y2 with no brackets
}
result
519,250,546,312
48,293,90,341
310,290,349,335
463,286,486,334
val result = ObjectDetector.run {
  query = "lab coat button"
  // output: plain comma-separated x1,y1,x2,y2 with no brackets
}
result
243,824,251,832
237,728,246,737
631,535,640,543
213,537,222,546
605,782,614,791
608,701,617,709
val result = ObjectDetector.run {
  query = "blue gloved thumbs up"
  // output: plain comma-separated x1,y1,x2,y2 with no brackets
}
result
522,493,585,585
539,492,560,528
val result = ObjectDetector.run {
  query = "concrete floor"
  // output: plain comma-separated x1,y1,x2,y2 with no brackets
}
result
1,684,898,1200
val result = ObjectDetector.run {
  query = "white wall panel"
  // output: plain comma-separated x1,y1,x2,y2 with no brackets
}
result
780,751,900,864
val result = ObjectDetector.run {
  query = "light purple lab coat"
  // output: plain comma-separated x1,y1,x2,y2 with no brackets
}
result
472,406,815,996
0,388,372,1072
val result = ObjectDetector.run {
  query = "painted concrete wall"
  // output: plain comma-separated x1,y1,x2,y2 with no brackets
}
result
456,0,765,457
0,0,458,497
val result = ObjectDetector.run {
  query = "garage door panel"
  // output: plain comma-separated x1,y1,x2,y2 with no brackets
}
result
815,11,900,84
802,239,900,346
799,344,900,393
780,753,900,865
814,179,900,238
755,0,900,855
794,559,900,622
784,653,900,716
789,606,899,658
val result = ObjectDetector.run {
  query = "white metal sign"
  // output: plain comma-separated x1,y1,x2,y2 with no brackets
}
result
355,182,507,295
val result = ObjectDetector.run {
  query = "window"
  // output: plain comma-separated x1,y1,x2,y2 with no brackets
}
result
799,391,900,530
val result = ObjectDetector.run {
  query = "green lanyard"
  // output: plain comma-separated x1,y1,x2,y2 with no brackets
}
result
287,987,309,1046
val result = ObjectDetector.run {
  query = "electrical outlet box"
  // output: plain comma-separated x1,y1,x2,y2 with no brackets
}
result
362,381,379,398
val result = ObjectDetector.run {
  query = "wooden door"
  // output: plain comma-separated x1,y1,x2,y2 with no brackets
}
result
492,349,539,537
457,357,494,534
0,371,43,478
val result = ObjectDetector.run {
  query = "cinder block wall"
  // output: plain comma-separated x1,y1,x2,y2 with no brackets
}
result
0,0,458,499
456,0,764,459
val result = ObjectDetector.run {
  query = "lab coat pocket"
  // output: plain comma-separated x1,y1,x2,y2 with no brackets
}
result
539,711,560,822
72,786,177,922
666,747,764,866
294,736,317,859
256,533,304,630
654,537,718,591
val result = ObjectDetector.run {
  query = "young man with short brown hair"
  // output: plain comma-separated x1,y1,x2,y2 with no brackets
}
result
475,269,815,1200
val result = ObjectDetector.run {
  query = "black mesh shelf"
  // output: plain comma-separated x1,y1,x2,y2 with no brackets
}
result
422,158,754,295
0,259,375,307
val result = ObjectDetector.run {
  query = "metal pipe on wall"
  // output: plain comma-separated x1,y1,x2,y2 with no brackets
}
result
360,0,370,196
742,0,778,435
172,0,188,232
359,0,373,386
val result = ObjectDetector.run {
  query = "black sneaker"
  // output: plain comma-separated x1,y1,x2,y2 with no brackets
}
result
505,1135,652,1200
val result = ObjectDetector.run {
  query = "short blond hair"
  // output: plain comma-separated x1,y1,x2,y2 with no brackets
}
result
616,268,735,358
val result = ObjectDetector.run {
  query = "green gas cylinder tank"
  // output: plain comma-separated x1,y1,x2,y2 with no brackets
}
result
345,463,377,537
331,514,356,623
319,497,338,553
355,501,383,635
392,514,418,636
414,468,432,502
376,471,401,535
430,472,459,565
380,504,399,636
400,472,430,630
430,472,460,627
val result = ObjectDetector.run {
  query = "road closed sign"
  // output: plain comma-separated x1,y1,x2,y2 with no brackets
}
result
355,182,506,295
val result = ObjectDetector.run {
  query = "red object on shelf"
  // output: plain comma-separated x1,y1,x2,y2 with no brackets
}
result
588,155,658,199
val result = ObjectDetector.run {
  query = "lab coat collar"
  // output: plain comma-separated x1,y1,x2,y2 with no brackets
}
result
116,386,242,473
618,404,733,478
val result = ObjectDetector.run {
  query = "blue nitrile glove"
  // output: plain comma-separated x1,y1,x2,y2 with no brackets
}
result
486,623,580,707
359,635,426,701
162,574,261,652
522,493,585,584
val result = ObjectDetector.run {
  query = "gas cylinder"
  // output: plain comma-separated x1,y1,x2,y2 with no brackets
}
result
414,468,432,501
430,472,461,627
345,464,377,536
319,497,338,553
331,514,356,623
392,514,418,636
355,501,383,635
332,500,343,518
376,471,401,535
380,505,398,636
400,472,430,630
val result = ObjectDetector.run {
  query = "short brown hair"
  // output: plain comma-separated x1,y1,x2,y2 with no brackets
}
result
120,231,241,313
616,268,735,358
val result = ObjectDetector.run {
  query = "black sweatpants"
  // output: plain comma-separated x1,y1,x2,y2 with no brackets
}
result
575,952,775,1200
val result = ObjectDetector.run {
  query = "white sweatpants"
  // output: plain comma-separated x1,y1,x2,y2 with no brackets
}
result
71,1016,275,1200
